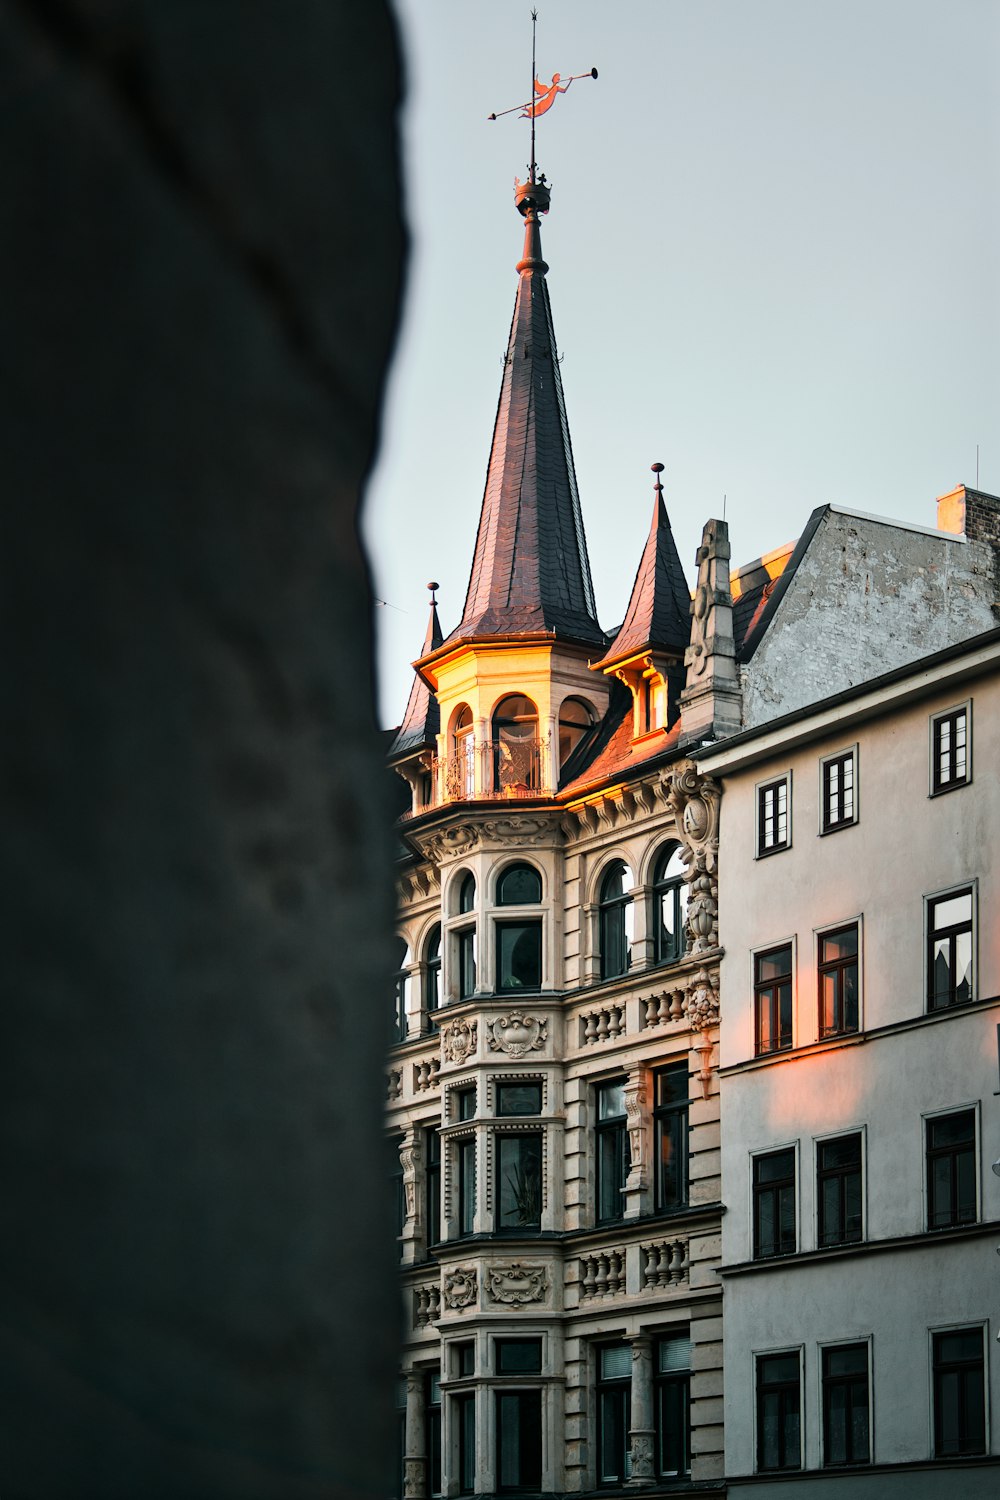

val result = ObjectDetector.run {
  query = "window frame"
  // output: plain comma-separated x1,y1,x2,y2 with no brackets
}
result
651,843,688,966
756,772,791,857
820,1339,871,1468
819,745,858,835
925,882,976,1012
755,1347,803,1473
930,701,971,796
598,860,634,980
495,1130,543,1234
924,1104,979,1231
424,924,442,1031
456,1132,477,1238
495,1387,543,1493
752,1144,797,1260
595,1078,631,1225
930,1323,988,1458
752,940,794,1056
655,1329,692,1480
425,1125,442,1248
816,919,861,1039
653,1063,689,1213
425,1367,443,1498
815,1128,865,1248
595,1343,632,1487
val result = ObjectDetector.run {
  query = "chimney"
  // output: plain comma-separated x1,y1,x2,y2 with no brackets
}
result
936,483,1000,547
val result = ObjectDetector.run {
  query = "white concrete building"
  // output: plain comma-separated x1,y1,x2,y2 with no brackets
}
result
698,487,1000,1498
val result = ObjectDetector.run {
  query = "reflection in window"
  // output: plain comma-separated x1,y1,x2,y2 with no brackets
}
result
497,921,542,992
927,889,973,1009
457,873,476,999
599,862,634,979
558,697,593,767
754,945,792,1054
497,1133,542,1232
497,863,542,905
596,1080,630,1223
492,695,539,793
653,844,687,965
818,925,858,1037
654,1064,689,1211
425,925,441,1029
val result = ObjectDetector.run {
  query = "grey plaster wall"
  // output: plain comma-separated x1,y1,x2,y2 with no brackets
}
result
742,507,1000,728
1,2,404,1495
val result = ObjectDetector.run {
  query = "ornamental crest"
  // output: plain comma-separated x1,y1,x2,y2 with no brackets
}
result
685,968,720,1031
485,1262,547,1305
487,1012,547,1057
443,1267,478,1310
441,1017,477,1065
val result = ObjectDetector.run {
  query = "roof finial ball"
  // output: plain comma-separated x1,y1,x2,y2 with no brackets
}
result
651,462,665,499
428,581,439,605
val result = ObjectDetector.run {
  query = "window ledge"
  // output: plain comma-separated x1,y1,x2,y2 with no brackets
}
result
719,1217,1000,1278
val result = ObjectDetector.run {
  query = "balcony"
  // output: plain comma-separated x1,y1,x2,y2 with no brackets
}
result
402,734,553,818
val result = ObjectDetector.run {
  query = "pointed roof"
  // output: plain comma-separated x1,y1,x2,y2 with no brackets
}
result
594,465,691,668
445,177,604,648
388,585,443,761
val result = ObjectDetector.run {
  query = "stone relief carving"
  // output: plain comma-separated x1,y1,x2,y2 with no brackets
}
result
624,1074,647,1187
443,1267,478,1310
487,1012,548,1057
477,814,555,848
485,1262,548,1305
661,763,721,956
441,1016,477,1065
415,822,480,862
685,967,720,1030
399,1136,419,1221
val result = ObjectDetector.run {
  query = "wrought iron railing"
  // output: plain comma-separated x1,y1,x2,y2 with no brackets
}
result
416,734,551,810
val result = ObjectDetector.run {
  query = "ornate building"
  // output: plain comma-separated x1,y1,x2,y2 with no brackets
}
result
385,166,734,1498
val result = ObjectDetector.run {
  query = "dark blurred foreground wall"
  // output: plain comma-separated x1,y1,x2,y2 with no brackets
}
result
0,2,405,1494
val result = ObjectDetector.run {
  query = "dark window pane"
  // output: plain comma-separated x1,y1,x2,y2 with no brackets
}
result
497,1339,542,1374
458,874,476,913
497,1134,542,1231
496,1390,542,1491
497,920,542,992
497,1083,542,1116
497,863,542,905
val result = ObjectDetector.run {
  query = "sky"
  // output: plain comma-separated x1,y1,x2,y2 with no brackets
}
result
364,0,1000,729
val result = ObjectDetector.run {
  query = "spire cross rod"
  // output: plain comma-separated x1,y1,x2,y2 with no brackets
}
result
530,8,537,182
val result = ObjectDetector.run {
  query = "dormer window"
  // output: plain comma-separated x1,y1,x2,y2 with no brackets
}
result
492,695,539,795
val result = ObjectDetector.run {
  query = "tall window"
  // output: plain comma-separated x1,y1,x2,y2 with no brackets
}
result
756,1352,801,1472
596,1345,632,1486
456,1391,476,1495
933,1328,986,1457
425,1126,441,1247
496,863,542,993
456,1086,477,1237
818,924,859,1037
596,1079,630,1224
452,705,475,799
927,888,973,1009
496,1341,542,1492
754,945,792,1055
817,1133,863,1246
599,862,634,980
932,706,969,793
753,1148,796,1259
492,695,539,794
497,1111,543,1235
653,844,687,965
758,775,789,854
822,1344,869,1466
821,748,856,833
393,938,411,1044
424,925,441,1030
656,1332,691,1479
558,696,594,767
926,1110,976,1229
425,1369,442,1497
457,873,477,1000
654,1064,689,1212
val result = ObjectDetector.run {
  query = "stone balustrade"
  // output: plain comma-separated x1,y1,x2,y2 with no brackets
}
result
580,1003,626,1045
640,1238,689,1289
414,1282,441,1328
579,1248,626,1299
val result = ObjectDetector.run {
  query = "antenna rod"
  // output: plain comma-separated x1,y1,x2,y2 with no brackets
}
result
530,8,538,181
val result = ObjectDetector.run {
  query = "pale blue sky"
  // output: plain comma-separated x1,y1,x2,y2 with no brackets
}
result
365,0,1000,729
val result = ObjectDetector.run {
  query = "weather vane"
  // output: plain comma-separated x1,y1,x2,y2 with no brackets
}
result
488,9,597,184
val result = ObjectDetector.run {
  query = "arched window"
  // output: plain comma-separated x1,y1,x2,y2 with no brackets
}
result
492,694,539,794
456,873,477,998
599,862,634,980
424,924,441,1027
495,863,542,993
558,697,594,767
653,844,688,965
451,704,475,799
458,872,476,914
497,862,542,905
392,937,411,1043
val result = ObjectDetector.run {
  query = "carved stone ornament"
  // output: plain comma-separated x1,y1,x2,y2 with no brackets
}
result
487,1012,548,1057
485,1262,547,1305
413,821,480,862
443,1267,478,1310
441,1016,477,1065
685,968,720,1031
477,813,555,848
660,764,721,954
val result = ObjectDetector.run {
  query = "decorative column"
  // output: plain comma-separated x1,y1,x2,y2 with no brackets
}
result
622,1067,649,1220
627,1333,655,1486
475,716,488,796
543,711,557,793
399,1129,421,1263
403,1369,427,1500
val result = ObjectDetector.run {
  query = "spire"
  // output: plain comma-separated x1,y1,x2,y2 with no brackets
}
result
445,177,604,648
594,464,692,669
388,583,443,760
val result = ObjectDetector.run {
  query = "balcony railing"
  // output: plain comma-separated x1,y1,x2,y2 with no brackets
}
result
402,735,552,817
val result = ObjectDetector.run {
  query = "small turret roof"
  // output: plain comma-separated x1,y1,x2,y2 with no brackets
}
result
445,178,604,649
388,586,443,760
593,466,691,668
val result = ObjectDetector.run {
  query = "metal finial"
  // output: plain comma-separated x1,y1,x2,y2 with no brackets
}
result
427,581,439,605
651,462,665,498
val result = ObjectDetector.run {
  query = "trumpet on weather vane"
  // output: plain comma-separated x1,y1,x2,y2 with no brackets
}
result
488,66,598,123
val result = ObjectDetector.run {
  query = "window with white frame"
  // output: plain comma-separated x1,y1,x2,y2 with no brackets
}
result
820,746,857,834
930,703,970,795
757,774,790,855
818,922,859,1038
926,885,974,1010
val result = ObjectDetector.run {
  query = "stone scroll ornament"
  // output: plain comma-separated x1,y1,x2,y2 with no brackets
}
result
486,1263,547,1305
443,1267,478,1310
441,1017,477,1066
661,765,721,955
487,1012,547,1057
